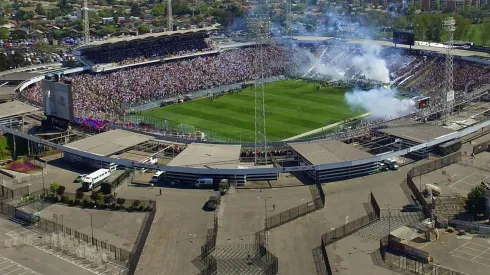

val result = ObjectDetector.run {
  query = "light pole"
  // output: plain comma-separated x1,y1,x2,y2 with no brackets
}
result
81,206,96,247
384,203,402,243
258,196,272,229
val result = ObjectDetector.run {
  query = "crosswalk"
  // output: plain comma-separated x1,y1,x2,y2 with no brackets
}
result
2,218,127,275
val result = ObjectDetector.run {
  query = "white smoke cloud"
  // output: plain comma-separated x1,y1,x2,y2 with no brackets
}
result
315,63,345,80
345,87,416,119
351,43,390,83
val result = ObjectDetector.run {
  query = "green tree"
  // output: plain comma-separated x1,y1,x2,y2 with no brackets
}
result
130,3,141,17
454,15,471,41
211,9,233,27
75,191,84,201
0,28,9,40
151,3,166,16
56,185,65,196
35,3,45,15
50,182,59,195
466,185,487,217
58,0,69,13
137,24,150,34
481,19,490,46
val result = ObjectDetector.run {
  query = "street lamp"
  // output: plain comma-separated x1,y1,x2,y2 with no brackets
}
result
258,196,272,229
81,206,96,247
384,203,403,243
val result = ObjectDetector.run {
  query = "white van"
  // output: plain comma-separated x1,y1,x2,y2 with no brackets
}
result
150,171,164,183
194,178,214,188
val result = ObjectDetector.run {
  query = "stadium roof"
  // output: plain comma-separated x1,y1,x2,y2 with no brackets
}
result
111,150,153,162
0,71,43,81
289,140,372,165
65,129,153,156
0,100,39,119
377,120,455,143
167,143,241,169
76,27,218,50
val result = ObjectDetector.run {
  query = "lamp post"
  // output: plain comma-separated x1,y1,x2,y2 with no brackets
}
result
384,203,403,243
258,196,272,229
81,206,96,247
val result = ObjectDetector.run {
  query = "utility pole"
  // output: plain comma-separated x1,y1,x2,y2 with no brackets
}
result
443,17,455,118
247,14,270,166
167,0,173,31
83,0,90,44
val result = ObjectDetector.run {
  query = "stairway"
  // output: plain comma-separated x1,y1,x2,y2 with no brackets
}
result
354,212,424,240
210,244,267,275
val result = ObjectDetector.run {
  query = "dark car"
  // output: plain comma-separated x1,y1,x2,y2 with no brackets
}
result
402,204,420,212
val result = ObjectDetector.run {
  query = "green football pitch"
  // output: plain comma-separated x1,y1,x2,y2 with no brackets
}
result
142,80,363,141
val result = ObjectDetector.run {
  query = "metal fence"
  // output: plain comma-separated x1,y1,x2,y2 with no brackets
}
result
0,200,15,217
472,140,489,155
127,200,157,274
0,185,30,199
37,217,131,262
255,230,279,275
408,151,462,178
266,199,319,230
265,184,325,230
320,238,333,275
449,220,490,235
406,152,461,219
200,211,219,274
321,192,379,246
384,252,468,275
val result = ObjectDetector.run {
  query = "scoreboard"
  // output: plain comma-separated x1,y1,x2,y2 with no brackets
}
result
393,30,415,46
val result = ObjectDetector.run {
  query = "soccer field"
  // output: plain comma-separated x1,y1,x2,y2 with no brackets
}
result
142,80,362,141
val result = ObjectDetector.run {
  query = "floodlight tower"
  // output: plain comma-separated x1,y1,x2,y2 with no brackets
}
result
286,0,292,36
443,17,456,116
168,0,173,31
83,0,90,43
248,14,271,166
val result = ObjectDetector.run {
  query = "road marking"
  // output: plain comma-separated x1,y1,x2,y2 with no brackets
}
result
0,264,15,271
5,267,22,274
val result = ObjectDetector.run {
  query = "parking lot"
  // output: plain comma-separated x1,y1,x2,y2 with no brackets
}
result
449,240,490,268
0,255,42,275
422,232,490,275
448,170,490,193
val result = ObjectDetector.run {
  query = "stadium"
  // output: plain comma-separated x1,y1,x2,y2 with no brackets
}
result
7,27,490,179
3,24,490,275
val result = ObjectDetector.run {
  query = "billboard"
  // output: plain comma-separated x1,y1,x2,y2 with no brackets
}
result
393,30,415,46
42,79,74,122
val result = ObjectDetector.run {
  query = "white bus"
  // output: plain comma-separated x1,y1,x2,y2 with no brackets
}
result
150,171,164,183
82,169,111,191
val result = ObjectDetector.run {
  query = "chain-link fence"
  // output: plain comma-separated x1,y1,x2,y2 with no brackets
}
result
0,185,30,199
408,151,461,178
265,184,325,230
200,211,219,274
127,200,157,274
321,192,379,246
406,152,461,219
384,252,468,275
37,217,131,262
473,140,489,155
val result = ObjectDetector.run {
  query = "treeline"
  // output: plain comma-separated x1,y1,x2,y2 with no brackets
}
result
394,13,490,46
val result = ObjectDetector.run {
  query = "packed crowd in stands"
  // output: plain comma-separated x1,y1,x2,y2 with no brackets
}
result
21,45,305,117
83,35,215,65
17,40,490,144
411,59,490,92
